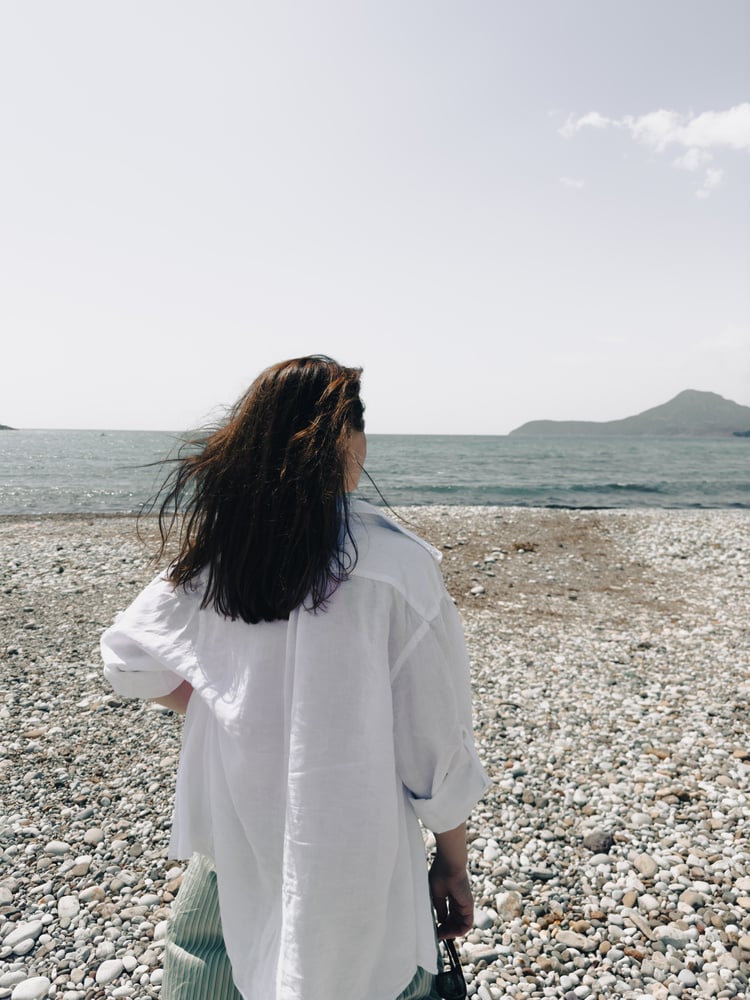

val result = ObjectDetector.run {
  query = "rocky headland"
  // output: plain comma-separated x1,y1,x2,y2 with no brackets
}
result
510,390,750,438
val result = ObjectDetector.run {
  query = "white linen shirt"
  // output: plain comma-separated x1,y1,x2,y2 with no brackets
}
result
101,500,489,1000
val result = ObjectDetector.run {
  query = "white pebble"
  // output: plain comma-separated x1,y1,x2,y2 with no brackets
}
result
153,920,169,942
57,896,80,924
10,978,51,1000
4,924,43,951
95,960,124,985
43,841,70,856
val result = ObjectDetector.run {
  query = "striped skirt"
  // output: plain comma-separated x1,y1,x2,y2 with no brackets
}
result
161,853,440,1000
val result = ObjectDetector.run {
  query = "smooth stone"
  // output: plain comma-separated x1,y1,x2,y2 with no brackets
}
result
68,856,91,877
11,941,35,958
79,885,105,903
717,954,739,972
10,979,51,1000
0,974,26,989
0,887,13,905
153,920,169,942
83,828,104,846
630,812,652,828
622,908,654,940
474,908,495,931
495,890,523,921
556,930,597,953
137,893,161,907
678,970,698,987
58,895,80,924
95,960,124,985
679,889,705,909
639,893,661,912
5,923,43,950
43,840,70,856
634,853,659,878
653,924,691,949
95,941,116,961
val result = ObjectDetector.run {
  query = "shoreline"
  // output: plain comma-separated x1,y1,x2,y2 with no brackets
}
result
1,502,749,524
1,507,748,999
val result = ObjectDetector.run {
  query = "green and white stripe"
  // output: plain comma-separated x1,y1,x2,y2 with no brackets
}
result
161,853,440,1000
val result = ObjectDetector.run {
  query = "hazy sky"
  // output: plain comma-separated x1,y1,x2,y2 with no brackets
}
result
2,1,748,433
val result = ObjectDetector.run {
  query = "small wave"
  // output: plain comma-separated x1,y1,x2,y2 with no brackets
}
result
570,482,665,494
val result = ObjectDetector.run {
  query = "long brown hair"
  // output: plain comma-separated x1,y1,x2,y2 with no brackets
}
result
156,356,365,623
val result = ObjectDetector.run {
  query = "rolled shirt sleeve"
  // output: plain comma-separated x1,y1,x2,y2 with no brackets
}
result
391,594,489,833
100,574,198,700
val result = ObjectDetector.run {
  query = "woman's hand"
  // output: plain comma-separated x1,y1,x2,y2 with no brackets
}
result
152,679,193,715
429,823,474,939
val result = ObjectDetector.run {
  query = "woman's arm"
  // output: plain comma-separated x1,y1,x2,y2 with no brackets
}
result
429,822,474,939
152,679,193,715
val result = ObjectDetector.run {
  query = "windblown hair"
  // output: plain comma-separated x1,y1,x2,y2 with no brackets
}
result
156,356,365,623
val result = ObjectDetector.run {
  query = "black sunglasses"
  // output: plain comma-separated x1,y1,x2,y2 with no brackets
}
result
435,938,467,999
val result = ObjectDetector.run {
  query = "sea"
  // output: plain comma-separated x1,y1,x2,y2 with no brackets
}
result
1,429,748,515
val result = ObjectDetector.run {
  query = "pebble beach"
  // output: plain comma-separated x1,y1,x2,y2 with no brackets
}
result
1,507,748,1000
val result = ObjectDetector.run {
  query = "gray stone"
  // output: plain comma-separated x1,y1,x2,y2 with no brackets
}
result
582,830,615,854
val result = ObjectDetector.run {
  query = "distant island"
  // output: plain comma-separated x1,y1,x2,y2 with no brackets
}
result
0,424,14,430
510,390,750,438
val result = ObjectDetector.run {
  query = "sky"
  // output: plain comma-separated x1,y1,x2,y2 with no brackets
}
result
1,1,748,434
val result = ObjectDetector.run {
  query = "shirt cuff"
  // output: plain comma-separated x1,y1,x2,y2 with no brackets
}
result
102,660,184,700
406,736,489,833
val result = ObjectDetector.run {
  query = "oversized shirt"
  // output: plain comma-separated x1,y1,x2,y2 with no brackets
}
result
101,500,489,1000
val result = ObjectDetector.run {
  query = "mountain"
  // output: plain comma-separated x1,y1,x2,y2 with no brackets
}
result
509,390,750,438
0,424,14,430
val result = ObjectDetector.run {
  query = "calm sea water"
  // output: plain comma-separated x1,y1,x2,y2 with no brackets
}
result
0,429,748,515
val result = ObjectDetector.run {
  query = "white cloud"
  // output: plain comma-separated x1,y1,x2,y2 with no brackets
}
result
622,109,684,150
680,104,750,151
559,103,749,196
560,176,585,190
562,103,750,152
695,167,725,199
558,111,616,138
673,148,713,172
